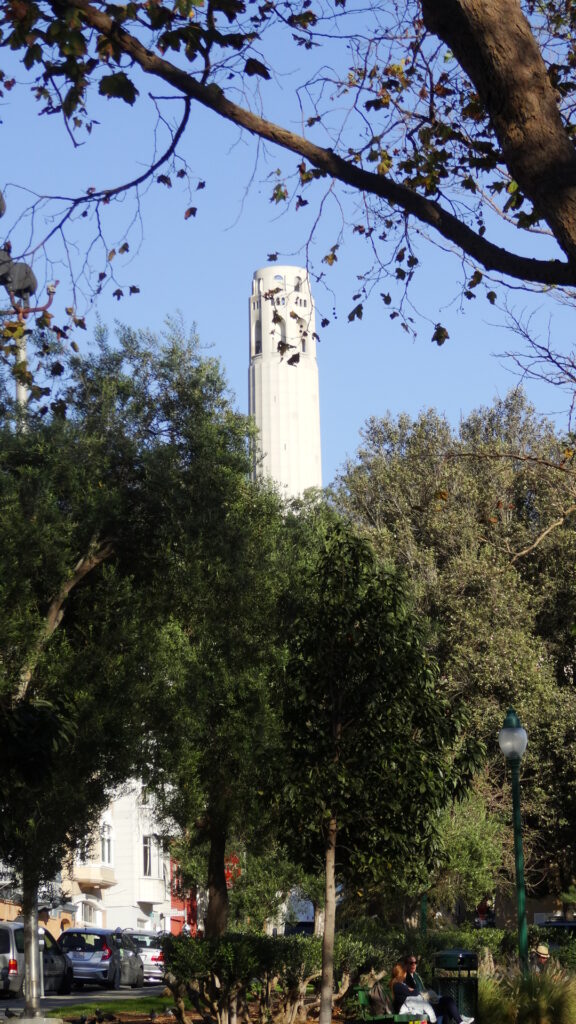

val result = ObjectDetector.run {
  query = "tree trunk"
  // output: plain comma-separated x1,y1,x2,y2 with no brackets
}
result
204,825,229,938
22,867,42,1017
318,817,338,1024
422,0,576,264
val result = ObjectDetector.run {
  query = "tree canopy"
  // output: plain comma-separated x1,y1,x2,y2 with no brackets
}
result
0,315,271,888
2,0,576,332
333,388,576,902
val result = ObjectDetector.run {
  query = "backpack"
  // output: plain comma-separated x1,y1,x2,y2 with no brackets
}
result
369,980,392,1015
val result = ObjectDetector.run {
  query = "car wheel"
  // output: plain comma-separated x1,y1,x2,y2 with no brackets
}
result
131,966,144,989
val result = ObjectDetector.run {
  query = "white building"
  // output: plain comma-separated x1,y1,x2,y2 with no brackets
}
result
249,266,322,498
64,783,171,931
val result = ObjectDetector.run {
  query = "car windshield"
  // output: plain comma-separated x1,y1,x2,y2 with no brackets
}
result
60,932,111,953
130,933,163,950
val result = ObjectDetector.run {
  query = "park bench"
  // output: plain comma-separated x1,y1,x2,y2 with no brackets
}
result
350,985,432,1024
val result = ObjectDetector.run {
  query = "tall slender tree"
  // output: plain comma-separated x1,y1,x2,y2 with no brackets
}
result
276,504,480,1024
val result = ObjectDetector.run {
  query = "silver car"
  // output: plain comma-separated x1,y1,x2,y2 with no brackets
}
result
0,921,73,997
58,928,144,989
123,931,165,983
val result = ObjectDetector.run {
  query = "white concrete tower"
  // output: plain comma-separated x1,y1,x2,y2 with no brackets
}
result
249,266,322,497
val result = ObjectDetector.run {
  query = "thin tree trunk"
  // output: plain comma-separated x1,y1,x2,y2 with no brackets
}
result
22,868,42,1017
318,817,337,1024
204,825,229,938
313,904,324,936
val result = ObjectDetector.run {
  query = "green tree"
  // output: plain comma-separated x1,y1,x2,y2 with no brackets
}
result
276,504,480,1024
227,846,298,933
0,411,157,1010
144,484,288,938
0,316,270,1002
430,791,505,917
76,321,291,940
333,389,576,903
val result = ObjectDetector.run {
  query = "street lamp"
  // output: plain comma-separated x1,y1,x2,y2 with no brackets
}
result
498,707,529,974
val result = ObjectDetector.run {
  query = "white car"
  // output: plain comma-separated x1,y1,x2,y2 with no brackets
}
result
123,931,165,983
0,921,73,997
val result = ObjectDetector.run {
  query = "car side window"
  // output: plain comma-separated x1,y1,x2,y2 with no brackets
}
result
14,930,25,953
43,931,56,952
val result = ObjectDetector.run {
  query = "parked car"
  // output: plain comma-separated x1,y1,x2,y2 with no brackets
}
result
123,930,165,983
57,928,144,989
0,920,73,997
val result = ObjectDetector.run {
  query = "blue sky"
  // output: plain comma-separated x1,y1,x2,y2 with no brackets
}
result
1,40,574,485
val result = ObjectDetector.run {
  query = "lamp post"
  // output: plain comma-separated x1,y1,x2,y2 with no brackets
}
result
498,707,529,974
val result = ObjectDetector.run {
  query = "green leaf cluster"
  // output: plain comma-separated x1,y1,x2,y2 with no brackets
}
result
334,388,576,903
276,504,480,893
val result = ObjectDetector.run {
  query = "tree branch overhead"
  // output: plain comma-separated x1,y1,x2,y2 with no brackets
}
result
4,0,576,305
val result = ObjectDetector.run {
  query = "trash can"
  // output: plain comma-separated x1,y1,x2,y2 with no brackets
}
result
433,949,478,1018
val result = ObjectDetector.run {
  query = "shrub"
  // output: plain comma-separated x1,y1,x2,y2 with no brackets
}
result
476,964,576,1024
478,974,515,1024
163,933,327,1024
504,965,576,1024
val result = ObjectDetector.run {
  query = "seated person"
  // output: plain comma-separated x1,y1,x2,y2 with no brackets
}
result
395,958,475,1024
533,943,550,972
390,963,417,1014
404,955,426,993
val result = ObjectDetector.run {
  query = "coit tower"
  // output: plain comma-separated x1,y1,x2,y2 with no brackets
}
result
248,266,322,498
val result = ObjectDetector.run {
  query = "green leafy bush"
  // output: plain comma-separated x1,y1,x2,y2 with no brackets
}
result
163,934,325,1024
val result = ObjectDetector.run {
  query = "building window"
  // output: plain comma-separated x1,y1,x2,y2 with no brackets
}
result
295,276,302,291
100,824,112,865
254,321,262,355
143,835,152,877
81,902,98,925
143,835,163,878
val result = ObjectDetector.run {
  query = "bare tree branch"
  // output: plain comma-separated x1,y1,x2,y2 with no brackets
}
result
25,96,191,259
59,0,576,287
509,505,576,563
